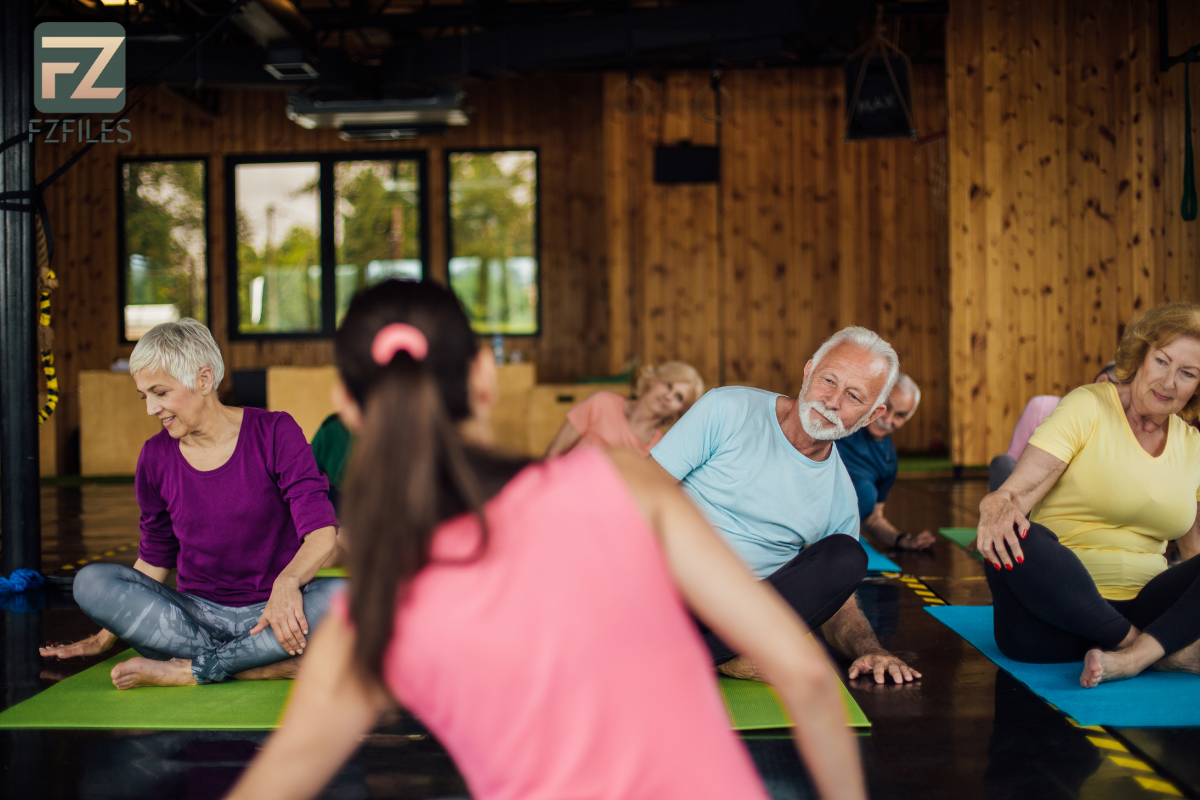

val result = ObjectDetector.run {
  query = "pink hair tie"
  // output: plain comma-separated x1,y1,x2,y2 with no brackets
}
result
371,323,429,365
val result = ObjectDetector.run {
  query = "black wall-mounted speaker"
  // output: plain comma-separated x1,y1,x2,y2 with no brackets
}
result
654,143,720,184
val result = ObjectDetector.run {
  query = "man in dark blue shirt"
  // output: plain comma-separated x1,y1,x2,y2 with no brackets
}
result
839,374,935,550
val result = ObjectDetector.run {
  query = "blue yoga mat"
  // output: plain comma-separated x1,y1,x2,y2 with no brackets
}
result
926,605,1200,727
861,539,901,573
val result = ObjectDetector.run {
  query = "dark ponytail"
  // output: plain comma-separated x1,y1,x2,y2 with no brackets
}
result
336,280,523,688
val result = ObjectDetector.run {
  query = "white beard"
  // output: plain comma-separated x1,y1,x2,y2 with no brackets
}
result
797,378,875,441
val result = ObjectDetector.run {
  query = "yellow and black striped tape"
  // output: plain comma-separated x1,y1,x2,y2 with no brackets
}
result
895,573,946,605
59,541,139,571
38,268,58,424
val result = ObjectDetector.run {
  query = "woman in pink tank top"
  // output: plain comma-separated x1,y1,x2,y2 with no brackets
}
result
225,281,866,800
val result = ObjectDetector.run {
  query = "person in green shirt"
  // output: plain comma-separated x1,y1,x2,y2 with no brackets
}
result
311,413,353,511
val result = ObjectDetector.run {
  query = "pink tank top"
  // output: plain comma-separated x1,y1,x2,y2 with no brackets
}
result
354,447,768,800
566,391,664,456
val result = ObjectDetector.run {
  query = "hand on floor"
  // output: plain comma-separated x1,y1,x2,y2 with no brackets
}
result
848,651,921,685
897,530,937,551
39,629,116,660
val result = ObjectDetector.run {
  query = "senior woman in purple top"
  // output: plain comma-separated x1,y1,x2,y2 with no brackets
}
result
40,319,344,689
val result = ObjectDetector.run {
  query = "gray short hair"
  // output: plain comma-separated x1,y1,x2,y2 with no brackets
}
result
129,318,225,390
811,326,899,410
894,373,921,414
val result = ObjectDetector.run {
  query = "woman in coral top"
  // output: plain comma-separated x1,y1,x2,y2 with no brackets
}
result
544,362,704,457
225,281,865,800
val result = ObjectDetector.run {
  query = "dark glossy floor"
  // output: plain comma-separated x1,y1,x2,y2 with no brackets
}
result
2,476,1198,799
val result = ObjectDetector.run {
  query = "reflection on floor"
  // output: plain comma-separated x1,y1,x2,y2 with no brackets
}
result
2,477,1197,799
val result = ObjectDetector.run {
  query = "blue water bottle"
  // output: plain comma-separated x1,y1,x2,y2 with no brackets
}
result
492,334,505,365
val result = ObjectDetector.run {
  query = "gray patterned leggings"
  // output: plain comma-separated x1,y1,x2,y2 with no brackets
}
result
73,562,345,684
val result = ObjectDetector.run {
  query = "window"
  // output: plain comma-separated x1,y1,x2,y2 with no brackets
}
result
119,159,208,341
335,159,423,326
227,154,427,338
448,150,539,335
233,161,322,335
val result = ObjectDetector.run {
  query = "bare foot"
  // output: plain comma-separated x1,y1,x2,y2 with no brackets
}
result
1080,649,1145,688
716,656,763,682
235,658,302,681
111,657,197,690
1151,642,1200,676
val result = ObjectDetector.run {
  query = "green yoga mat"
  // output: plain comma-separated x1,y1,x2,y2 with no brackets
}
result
938,527,983,561
0,651,293,730
718,675,870,731
2,651,869,733
316,566,347,578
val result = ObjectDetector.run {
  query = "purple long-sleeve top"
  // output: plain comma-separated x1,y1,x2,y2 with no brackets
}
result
135,408,340,607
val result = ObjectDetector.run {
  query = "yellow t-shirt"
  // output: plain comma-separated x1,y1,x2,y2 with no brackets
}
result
1027,383,1200,600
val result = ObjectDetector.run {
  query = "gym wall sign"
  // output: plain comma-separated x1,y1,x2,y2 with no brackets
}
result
29,22,132,144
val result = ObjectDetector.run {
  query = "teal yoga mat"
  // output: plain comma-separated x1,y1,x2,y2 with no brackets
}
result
860,539,901,573
926,605,1200,727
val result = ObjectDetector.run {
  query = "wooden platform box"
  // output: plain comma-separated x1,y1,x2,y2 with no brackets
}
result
266,366,341,443
79,370,161,476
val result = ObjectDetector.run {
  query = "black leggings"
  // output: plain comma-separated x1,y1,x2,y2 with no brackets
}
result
987,523,1200,663
700,533,867,665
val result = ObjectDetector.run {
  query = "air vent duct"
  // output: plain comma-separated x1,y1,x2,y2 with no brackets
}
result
286,92,468,132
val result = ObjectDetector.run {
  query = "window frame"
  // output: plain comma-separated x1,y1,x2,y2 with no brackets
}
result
224,150,430,341
444,147,542,337
116,155,212,344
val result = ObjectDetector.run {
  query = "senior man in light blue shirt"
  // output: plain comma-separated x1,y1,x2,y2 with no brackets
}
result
652,327,921,685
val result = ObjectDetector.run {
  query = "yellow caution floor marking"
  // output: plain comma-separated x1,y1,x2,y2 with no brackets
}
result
1109,756,1153,772
57,540,139,572
1135,776,1183,795
1087,736,1129,752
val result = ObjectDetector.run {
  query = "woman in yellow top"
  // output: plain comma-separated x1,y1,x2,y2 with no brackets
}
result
978,302,1200,688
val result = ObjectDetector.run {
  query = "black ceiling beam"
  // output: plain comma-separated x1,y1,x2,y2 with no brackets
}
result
377,0,872,84
124,41,360,90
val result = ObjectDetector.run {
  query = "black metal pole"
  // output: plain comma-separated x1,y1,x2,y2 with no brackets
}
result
0,0,42,575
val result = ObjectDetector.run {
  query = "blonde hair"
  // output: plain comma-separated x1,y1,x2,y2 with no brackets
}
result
1113,302,1200,420
635,361,705,417
129,317,225,390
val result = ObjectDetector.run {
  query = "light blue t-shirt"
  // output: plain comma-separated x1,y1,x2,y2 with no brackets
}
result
651,386,860,579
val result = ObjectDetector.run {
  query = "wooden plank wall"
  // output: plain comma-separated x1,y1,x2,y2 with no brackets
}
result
947,0,1200,465
605,67,950,453
36,75,607,471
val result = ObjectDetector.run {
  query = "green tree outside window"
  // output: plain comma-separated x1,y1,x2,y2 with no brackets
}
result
121,161,207,340
448,151,538,335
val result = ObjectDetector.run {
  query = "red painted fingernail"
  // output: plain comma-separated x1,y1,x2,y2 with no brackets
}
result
1021,530,1027,538
993,561,1001,570
1005,563,1013,571
1017,556,1024,564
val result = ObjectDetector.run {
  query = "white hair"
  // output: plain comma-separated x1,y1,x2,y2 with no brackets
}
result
129,318,225,390
810,326,900,411
893,373,921,414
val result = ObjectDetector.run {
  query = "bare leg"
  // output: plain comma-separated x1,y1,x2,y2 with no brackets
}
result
1080,631,1164,689
1150,639,1200,675
235,657,302,681
111,658,197,690
717,656,763,682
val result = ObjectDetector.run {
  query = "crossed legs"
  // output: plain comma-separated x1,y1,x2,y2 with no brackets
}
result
699,533,867,677
986,524,1200,685
72,563,345,687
